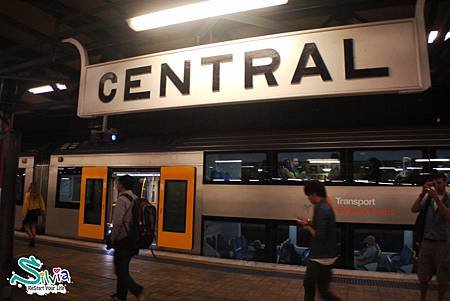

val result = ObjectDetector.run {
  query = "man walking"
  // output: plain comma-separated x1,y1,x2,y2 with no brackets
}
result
411,172,450,301
296,180,341,301
111,175,147,301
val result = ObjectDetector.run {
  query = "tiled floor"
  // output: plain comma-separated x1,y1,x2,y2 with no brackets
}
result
10,239,445,301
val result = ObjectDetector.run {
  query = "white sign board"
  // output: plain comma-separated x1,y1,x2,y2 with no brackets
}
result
74,19,430,117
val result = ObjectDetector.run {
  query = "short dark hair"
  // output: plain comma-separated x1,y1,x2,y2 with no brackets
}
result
430,172,448,182
304,180,327,198
117,175,135,190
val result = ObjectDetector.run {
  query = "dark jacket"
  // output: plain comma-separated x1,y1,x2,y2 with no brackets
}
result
309,198,338,259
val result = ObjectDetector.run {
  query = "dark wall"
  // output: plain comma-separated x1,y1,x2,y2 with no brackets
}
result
13,85,450,150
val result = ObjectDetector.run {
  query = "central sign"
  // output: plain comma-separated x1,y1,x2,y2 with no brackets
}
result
71,19,430,117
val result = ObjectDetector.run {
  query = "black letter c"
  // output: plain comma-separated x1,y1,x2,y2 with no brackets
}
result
98,72,117,103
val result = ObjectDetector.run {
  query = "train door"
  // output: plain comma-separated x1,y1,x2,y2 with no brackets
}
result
157,166,196,250
107,170,160,241
78,167,108,239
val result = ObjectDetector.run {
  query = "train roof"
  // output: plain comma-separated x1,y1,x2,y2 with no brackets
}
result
44,127,450,157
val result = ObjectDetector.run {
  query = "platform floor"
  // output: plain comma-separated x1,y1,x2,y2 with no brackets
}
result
10,237,446,301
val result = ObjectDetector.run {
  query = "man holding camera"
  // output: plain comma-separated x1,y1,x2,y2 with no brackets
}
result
411,173,450,301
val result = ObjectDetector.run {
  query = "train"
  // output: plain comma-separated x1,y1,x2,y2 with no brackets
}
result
14,127,450,273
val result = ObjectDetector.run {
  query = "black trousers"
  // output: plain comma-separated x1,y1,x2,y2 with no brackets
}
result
304,260,341,301
114,247,142,300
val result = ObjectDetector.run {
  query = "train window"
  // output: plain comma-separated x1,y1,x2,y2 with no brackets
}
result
204,152,269,183
203,219,270,262
433,149,450,183
353,149,426,185
56,167,82,209
276,223,311,266
353,228,414,273
84,179,103,225
16,168,26,205
276,151,343,182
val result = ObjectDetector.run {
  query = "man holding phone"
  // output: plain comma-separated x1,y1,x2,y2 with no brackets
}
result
296,180,341,301
411,172,450,301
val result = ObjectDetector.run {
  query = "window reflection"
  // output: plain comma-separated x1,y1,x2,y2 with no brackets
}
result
353,229,414,273
433,150,450,184
56,167,82,208
203,220,270,262
277,152,342,182
205,153,269,183
353,150,426,185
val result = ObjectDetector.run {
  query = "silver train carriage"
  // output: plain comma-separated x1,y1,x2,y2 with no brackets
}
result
14,128,450,273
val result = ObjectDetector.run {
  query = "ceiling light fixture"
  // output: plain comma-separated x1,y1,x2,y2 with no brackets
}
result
28,83,67,94
428,30,438,43
127,0,289,31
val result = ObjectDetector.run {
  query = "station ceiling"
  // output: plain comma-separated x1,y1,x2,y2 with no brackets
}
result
0,0,449,147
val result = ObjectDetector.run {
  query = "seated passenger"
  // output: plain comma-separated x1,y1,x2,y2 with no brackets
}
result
251,240,268,262
280,159,295,179
354,235,381,269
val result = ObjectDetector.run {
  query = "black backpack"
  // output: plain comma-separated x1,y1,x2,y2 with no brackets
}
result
123,194,157,256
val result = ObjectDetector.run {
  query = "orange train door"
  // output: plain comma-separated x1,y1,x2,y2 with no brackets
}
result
157,166,196,250
78,167,108,239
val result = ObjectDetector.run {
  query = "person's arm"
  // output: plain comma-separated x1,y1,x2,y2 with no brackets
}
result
296,217,316,236
429,190,450,219
22,192,29,216
39,194,46,214
111,197,127,243
411,185,428,213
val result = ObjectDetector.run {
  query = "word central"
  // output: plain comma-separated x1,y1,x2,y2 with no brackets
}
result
98,38,389,103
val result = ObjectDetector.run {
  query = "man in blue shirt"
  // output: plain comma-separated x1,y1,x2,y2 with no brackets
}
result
411,172,450,301
297,180,341,301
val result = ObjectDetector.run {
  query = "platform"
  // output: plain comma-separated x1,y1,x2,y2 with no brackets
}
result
11,233,446,301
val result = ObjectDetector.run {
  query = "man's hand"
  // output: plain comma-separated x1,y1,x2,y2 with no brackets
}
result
428,187,438,200
296,217,309,226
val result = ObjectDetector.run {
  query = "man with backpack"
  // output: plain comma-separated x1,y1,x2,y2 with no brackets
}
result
411,172,450,301
111,175,148,301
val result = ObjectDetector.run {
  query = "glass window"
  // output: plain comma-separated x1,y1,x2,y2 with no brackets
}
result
277,151,342,182
203,220,270,262
276,224,311,266
84,179,103,225
204,152,269,183
16,168,26,206
163,180,187,233
353,229,414,273
433,149,450,184
56,167,82,209
353,149,426,185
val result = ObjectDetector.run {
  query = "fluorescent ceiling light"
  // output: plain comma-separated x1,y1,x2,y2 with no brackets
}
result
307,159,340,164
128,0,289,31
28,85,53,94
428,30,438,43
415,158,450,162
445,32,450,41
215,160,242,163
115,173,160,177
28,83,67,94
434,167,450,171
56,83,67,90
